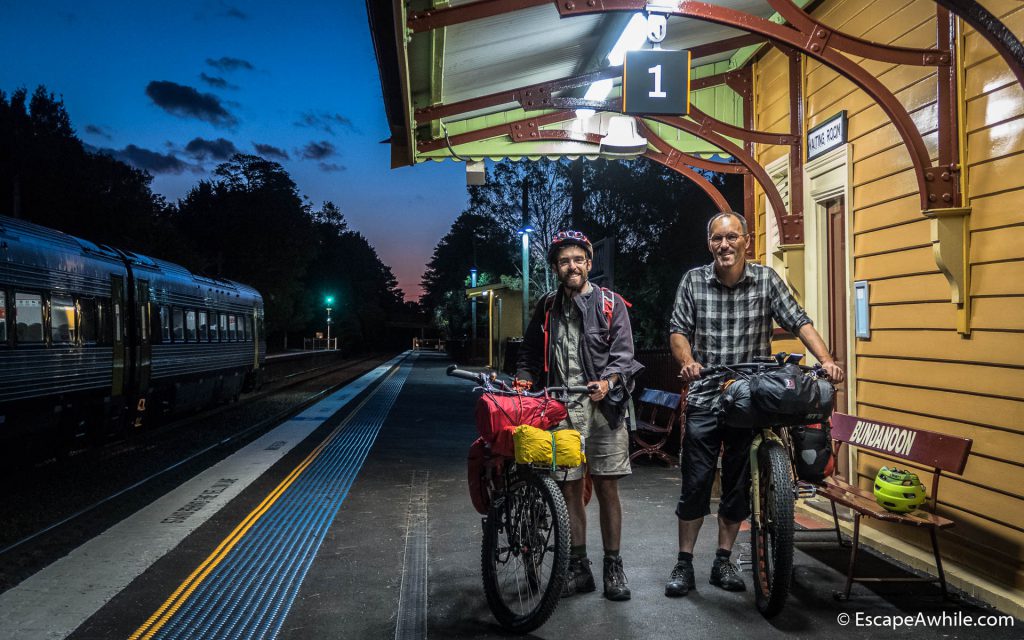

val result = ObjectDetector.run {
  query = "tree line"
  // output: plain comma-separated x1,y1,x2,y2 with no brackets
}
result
421,157,742,349
0,86,411,351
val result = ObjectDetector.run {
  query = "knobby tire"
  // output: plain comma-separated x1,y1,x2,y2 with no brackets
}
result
751,439,795,618
481,472,569,633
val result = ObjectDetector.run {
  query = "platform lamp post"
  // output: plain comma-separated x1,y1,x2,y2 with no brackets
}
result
518,225,534,333
470,267,478,340
324,295,334,350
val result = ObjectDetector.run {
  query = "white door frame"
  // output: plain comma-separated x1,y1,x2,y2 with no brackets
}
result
802,143,855,414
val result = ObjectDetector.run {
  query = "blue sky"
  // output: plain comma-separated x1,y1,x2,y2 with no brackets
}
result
0,0,469,299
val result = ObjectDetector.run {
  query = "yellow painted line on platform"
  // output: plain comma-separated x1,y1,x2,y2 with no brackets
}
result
130,366,398,640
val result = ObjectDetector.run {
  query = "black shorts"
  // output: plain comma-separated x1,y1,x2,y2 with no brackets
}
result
675,405,755,523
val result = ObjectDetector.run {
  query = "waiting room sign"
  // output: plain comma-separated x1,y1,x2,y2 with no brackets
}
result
807,111,848,160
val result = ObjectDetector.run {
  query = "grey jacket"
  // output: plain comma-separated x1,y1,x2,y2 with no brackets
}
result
515,284,644,427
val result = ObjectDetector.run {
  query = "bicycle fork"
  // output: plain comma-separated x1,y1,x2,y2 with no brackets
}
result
748,429,787,530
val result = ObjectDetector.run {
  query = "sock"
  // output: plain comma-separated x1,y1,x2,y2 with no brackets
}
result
716,548,731,560
677,551,693,563
604,549,619,559
571,544,587,558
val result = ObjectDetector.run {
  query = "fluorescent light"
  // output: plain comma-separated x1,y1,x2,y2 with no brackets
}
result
607,13,648,66
584,78,614,102
575,108,596,119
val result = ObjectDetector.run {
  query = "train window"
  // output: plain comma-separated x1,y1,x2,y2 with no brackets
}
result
96,300,111,346
228,314,237,341
159,306,171,343
15,292,44,343
209,312,219,341
50,295,76,343
219,313,228,341
172,307,184,342
0,291,7,344
185,309,197,342
243,316,250,341
79,298,98,344
198,310,209,342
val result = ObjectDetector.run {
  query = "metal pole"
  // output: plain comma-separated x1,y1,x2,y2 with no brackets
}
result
326,306,332,350
487,291,494,368
521,232,530,333
470,268,478,340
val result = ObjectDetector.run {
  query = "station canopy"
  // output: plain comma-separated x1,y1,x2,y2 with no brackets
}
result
367,0,816,170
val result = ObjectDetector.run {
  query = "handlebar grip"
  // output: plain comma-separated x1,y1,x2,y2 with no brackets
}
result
446,365,484,383
698,366,722,378
567,385,594,395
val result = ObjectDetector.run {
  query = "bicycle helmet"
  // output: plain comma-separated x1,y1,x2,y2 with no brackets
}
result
547,230,593,264
873,466,927,513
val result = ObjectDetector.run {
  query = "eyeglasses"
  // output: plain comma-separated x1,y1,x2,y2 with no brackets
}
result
709,233,747,246
556,255,589,268
552,230,589,244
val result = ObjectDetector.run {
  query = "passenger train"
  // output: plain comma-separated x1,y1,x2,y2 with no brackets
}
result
0,214,266,459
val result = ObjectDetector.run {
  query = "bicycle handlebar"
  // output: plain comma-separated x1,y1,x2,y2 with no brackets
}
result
447,365,593,396
698,361,827,379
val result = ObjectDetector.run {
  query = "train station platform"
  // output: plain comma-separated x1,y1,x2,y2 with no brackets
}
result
1,352,1018,639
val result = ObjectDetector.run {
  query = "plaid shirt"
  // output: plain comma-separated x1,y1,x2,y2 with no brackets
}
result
669,262,811,408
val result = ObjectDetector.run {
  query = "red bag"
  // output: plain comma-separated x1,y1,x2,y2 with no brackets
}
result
474,394,568,457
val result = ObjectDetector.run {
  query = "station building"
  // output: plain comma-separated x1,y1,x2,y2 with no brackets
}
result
368,0,1024,607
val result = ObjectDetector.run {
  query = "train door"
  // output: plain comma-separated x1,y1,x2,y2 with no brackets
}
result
130,278,152,427
110,274,127,430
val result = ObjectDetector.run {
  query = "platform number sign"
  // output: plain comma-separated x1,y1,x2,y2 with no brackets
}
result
622,49,691,116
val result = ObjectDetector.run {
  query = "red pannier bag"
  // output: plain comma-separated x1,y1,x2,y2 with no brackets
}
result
474,394,568,457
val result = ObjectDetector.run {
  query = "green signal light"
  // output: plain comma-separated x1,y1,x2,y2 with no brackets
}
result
325,296,335,305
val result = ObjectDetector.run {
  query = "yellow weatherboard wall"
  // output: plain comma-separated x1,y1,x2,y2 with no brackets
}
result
754,0,1024,589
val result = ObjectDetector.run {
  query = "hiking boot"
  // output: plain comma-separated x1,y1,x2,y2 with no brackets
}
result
603,556,631,601
561,556,595,597
710,556,746,591
665,559,695,597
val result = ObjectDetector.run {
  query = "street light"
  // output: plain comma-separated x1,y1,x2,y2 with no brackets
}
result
518,225,534,333
470,267,478,340
325,295,334,350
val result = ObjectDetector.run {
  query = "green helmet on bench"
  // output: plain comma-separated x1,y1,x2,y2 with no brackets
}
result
873,466,927,513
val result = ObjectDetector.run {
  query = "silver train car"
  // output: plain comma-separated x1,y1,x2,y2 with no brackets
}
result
0,214,266,458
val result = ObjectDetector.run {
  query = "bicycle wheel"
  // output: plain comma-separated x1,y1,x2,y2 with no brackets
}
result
481,470,569,633
750,438,795,618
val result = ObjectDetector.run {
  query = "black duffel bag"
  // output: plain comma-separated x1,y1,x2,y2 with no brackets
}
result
718,363,835,429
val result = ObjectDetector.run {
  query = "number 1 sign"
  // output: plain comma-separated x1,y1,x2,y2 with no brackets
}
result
622,49,691,116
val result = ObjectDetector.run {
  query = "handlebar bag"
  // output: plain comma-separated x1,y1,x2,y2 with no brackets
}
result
475,395,569,457
749,363,835,426
718,377,760,429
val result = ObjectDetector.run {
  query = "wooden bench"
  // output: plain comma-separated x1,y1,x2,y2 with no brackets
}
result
628,388,682,466
811,412,973,600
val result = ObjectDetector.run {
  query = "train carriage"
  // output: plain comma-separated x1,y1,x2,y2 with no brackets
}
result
0,214,266,459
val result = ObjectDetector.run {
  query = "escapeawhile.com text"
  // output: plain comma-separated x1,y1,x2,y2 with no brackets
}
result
835,611,1015,628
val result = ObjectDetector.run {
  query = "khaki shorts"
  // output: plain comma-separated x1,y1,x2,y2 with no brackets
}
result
552,417,631,481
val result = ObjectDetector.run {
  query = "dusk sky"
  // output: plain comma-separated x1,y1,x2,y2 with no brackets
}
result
0,0,469,300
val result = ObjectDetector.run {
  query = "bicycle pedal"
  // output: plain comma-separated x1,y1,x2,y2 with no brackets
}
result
794,482,818,499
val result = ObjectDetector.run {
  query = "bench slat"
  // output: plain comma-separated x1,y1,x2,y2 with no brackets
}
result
819,477,956,529
830,412,972,474
638,388,681,410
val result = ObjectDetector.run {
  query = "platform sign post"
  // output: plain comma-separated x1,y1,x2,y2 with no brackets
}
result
622,49,691,116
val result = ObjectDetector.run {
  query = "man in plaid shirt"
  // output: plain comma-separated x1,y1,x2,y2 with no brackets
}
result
665,211,844,597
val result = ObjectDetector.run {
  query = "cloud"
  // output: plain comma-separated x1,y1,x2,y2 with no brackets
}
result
253,142,289,161
295,111,356,135
199,73,237,90
145,80,238,127
300,140,337,160
195,1,248,21
205,56,254,72
98,144,189,174
318,162,346,173
184,137,238,161
84,124,112,140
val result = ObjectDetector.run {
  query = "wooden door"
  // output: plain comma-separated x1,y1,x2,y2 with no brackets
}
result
825,198,848,410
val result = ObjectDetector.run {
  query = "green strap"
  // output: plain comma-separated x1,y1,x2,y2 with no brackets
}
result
550,432,557,472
